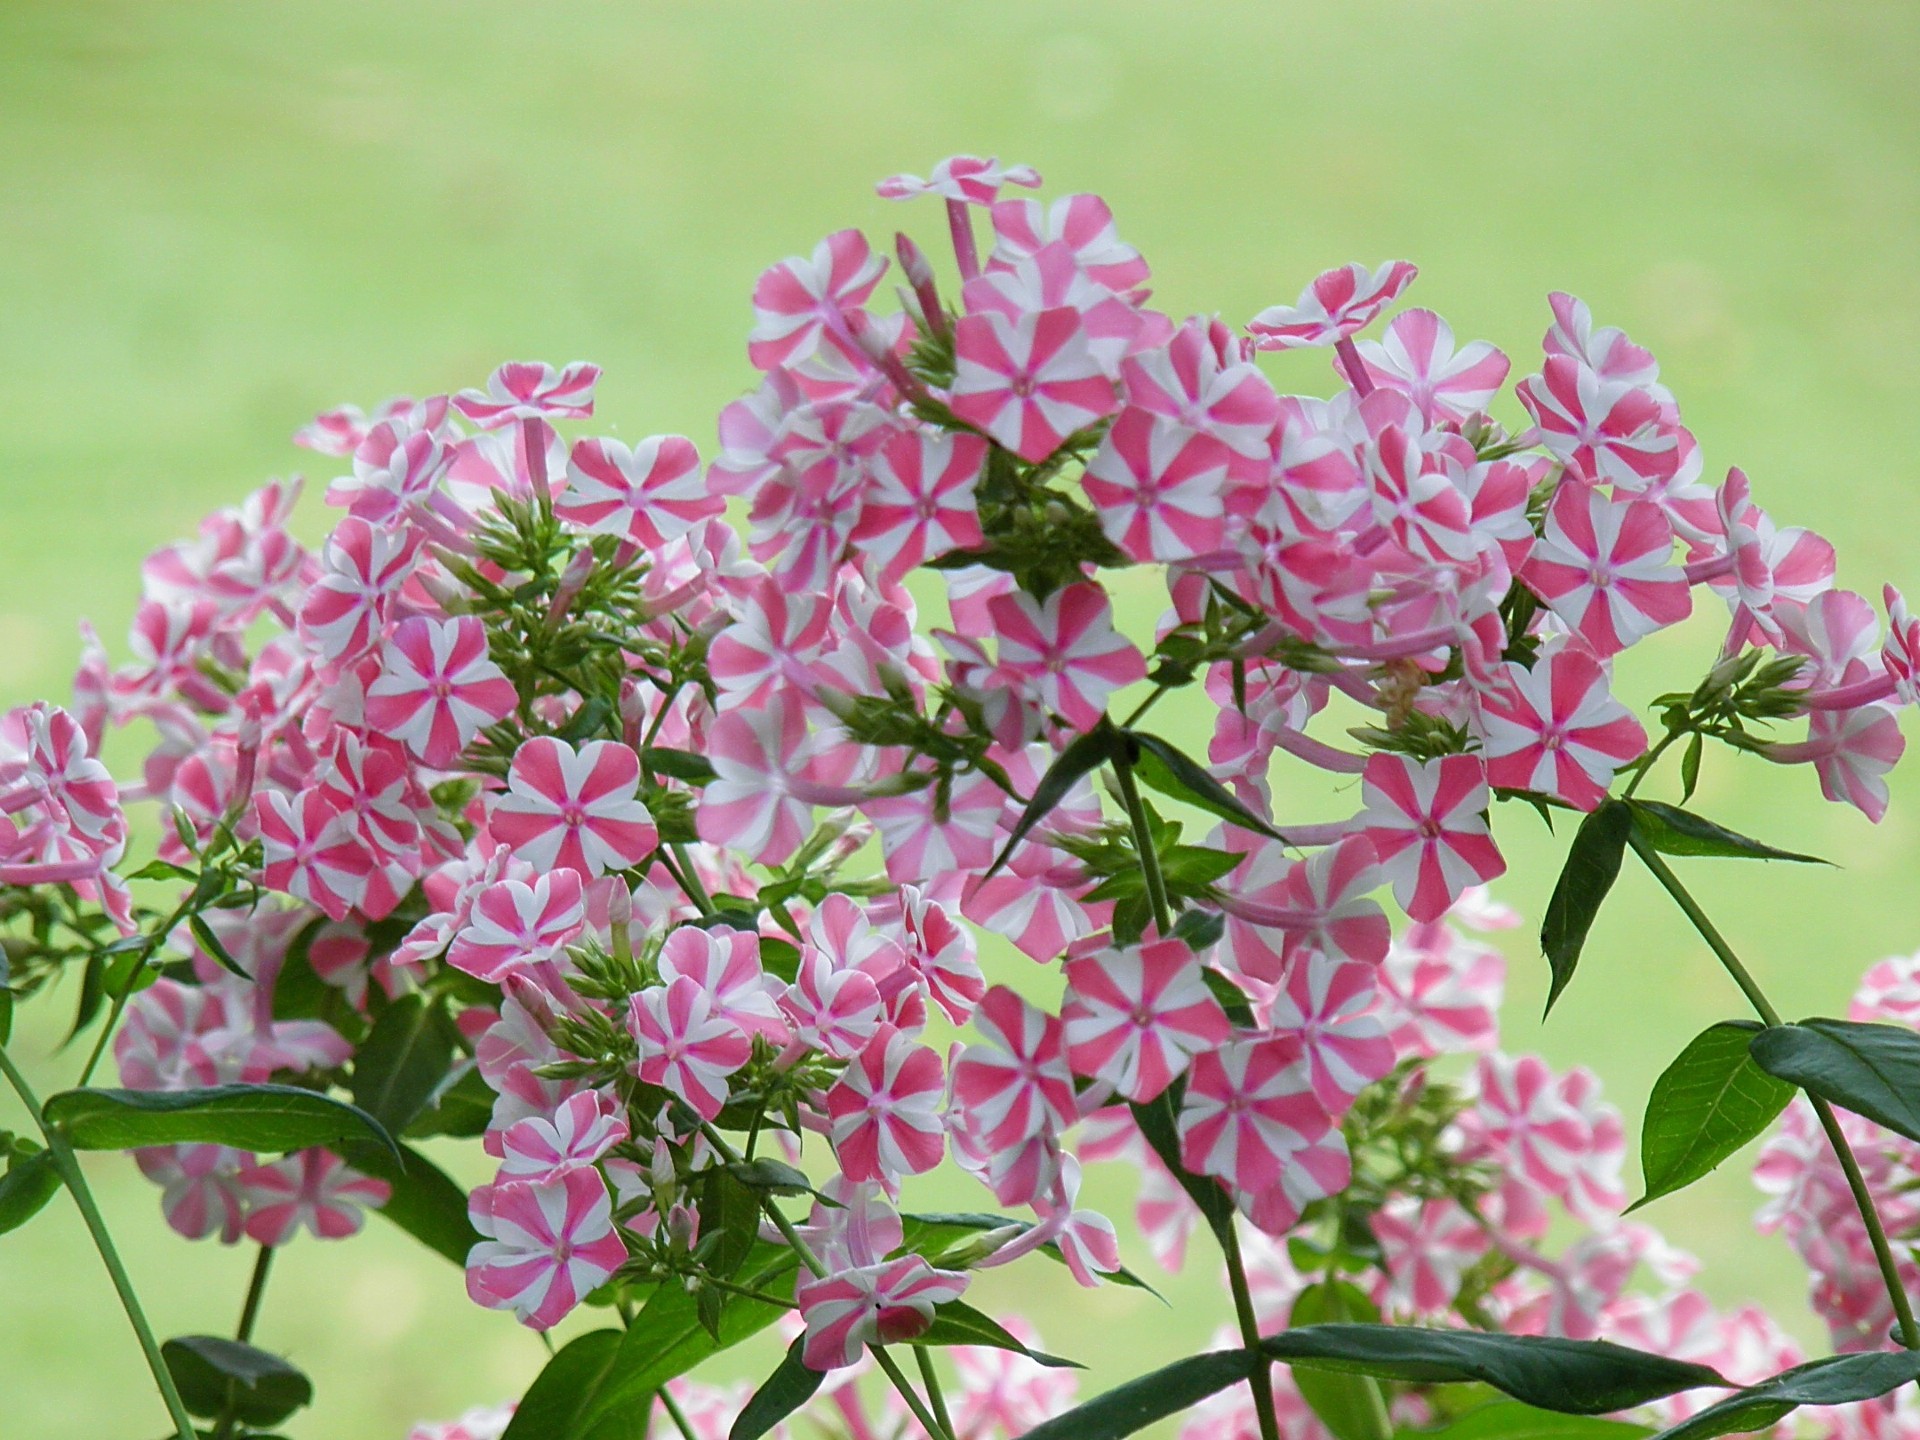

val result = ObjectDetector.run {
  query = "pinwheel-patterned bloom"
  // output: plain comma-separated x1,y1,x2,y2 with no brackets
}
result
1465,1053,1594,1202
748,229,887,371
877,154,1041,205
1373,1196,1491,1314
853,429,987,584
447,870,587,981
1521,484,1691,658
949,306,1118,463
1264,953,1396,1112
1359,753,1506,924
627,976,754,1121
454,360,600,428
496,1090,629,1181
1120,315,1278,472
1354,309,1510,424
779,951,885,1061
989,192,1146,290
1178,1035,1334,1197
1516,355,1677,490
466,1167,628,1330
298,515,419,667
1478,650,1648,810
795,1255,969,1371
824,1024,946,1182
489,737,656,877
1082,407,1234,563
950,985,1078,1150
656,924,786,1041
253,789,369,921
557,435,719,547
242,1148,390,1245
989,581,1146,732
1248,260,1417,350
365,616,518,769
1061,938,1231,1103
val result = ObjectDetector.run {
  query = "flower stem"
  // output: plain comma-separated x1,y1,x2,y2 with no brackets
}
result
1221,1220,1285,1440
873,1346,951,1440
915,1344,958,1440
0,1044,197,1440
236,1244,275,1343
1112,753,1174,938
1629,834,1920,1348
657,1383,702,1440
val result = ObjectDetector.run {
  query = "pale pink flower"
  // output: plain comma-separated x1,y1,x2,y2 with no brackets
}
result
242,1148,390,1245
489,737,656,877
466,1167,628,1329
366,616,518,769
1061,937,1231,1103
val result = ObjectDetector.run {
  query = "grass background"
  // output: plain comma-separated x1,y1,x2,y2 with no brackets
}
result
2,2,1919,1435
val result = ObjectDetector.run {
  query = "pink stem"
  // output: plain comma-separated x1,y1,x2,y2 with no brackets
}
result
1799,672,1898,712
946,199,980,282
1335,337,1375,397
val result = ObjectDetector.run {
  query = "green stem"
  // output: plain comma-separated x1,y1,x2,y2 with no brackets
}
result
1630,835,1920,1349
656,1383,702,1440
0,1045,197,1440
872,1346,952,1440
1112,753,1174,938
235,1244,275,1343
916,1344,958,1440
1619,726,1685,801
1221,1220,1284,1440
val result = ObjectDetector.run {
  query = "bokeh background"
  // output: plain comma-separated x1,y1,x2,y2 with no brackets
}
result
3,3,1919,1435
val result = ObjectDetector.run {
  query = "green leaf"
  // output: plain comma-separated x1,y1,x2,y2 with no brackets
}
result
1290,1282,1390,1440
1130,1083,1237,1251
351,995,458,1135
1540,801,1634,1014
1200,967,1257,1028
1172,908,1226,952
0,1149,62,1235
695,1163,764,1337
1020,1349,1258,1440
894,1212,1157,1293
987,719,1124,878
1749,1019,1920,1143
758,937,802,984
643,746,718,784
1678,735,1704,805
0,988,12,1044
161,1335,313,1426
915,1299,1081,1367
1129,730,1285,840
1262,1326,1727,1415
1632,1021,1795,1211
725,1158,820,1199
730,1337,823,1440
188,912,250,978
1648,1350,1920,1440
1625,802,1826,865
45,1083,397,1158
405,1064,496,1140
334,1139,478,1267
1410,1402,1653,1440
500,1330,643,1440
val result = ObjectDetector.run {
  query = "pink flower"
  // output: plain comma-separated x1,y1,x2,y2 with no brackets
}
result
1373,1196,1491,1313
1121,316,1277,475
627,976,753,1121
1179,1035,1336,1198
1375,921,1505,1059
447,870,587,981
780,951,884,1061
1359,753,1506,923
298,516,420,667
557,435,719,548
1517,355,1677,490
852,430,987,584
697,695,860,867
824,1024,946,1182
467,1167,628,1329
949,306,1118,463
1061,937,1231,1103
1082,407,1234,563
497,1090,629,1181
489,737,656,877
989,581,1146,732
366,616,518,769
656,925,786,1041
135,1144,251,1243
864,767,1005,885
1521,484,1691,658
242,1148,390,1245
989,192,1147,292
950,986,1078,1150
1466,1053,1594,1203
1265,953,1396,1112
1354,308,1510,424
795,1254,968,1371
1248,260,1418,350
748,229,887,371
1478,650,1648,810
454,360,600,428
878,155,1041,206
253,788,370,921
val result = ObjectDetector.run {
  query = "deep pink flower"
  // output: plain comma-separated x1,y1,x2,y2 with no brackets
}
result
366,616,518,769
852,429,987,584
489,737,656,877
656,925,785,1042
989,193,1147,292
1359,753,1506,924
1479,650,1648,810
949,306,1118,463
254,788,369,921
298,516,420,667
1354,309,1510,424
467,1167,628,1329
1265,953,1395,1112
878,155,1041,206
1061,937,1231,1103
1521,484,1691,658
497,1090,629,1181
824,1024,946,1182
1517,355,1677,490
950,985,1077,1150
447,870,587,982
1179,1035,1335,1197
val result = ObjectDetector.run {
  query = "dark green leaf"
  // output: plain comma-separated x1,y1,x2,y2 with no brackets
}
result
1678,736,1704,805
643,746,718,784
0,988,11,1045
1540,801,1634,1014
1172,909,1226,952
334,1139,478,1266
45,1084,397,1158
1129,730,1285,840
1632,1021,1794,1211
500,1330,641,1440
405,1064,496,1140
1749,1019,1920,1143
161,1335,312,1426
351,996,458,1135
1626,802,1826,866
1290,1282,1390,1440
726,1158,819,1198
62,953,106,1049
1262,1326,1727,1415
188,913,250,978
758,937,801,984
915,1299,1080,1367
731,1338,823,1440
694,1164,763,1337
1411,1402,1654,1440
1130,1084,1237,1250
1649,1350,1920,1440
0,1149,61,1235
987,720,1124,878
1020,1349,1258,1440
1200,967,1256,1028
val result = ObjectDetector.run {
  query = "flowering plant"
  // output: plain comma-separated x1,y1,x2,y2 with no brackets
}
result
6,152,1920,1440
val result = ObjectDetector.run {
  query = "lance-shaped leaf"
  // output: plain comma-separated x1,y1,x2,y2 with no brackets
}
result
914,1299,1081,1367
1648,1350,1920,1440
44,1083,397,1158
351,995,458,1135
498,1330,632,1440
1290,1281,1390,1440
161,1335,313,1427
335,1138,478,1267
986,718,1124,877
1632,1021,1794,1211
1749,1020,1920,1144
188,913,250,979
642,746,718,784
1541,801,1633,1014
0,1149,61,1236
1128,730,1284,840
1130,1082,1238,1251
1262,1326,1727,1415
1019,1349,1259,1440
1625,802,1826,866
731,1337,823,1440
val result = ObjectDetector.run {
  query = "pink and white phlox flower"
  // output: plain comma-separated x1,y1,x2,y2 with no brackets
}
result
1359,753,1505,924
1061,937,1231,1103
627,976,753,1122
242,1148,390,1245
489,737,656,877
1248,260,1417,350
824,1023,946,1182
454,360,599,428
466,1166,627,1330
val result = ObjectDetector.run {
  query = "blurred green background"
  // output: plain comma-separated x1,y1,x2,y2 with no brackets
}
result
3,2,1919,1435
